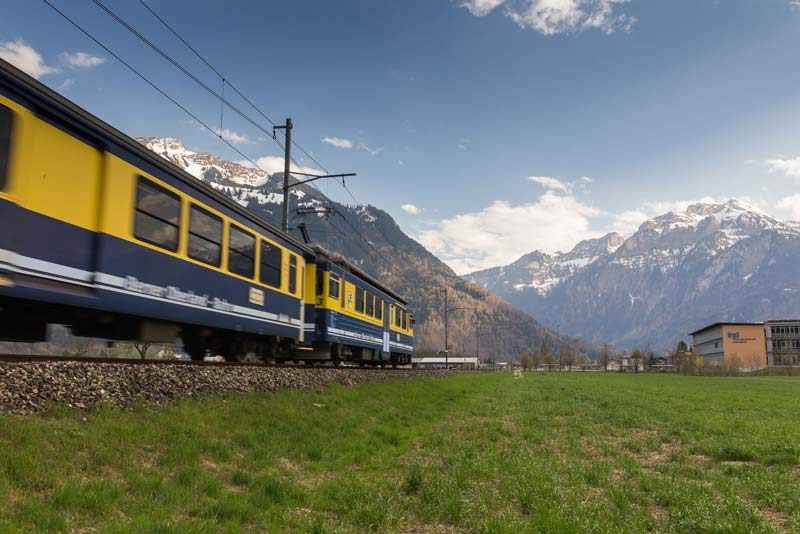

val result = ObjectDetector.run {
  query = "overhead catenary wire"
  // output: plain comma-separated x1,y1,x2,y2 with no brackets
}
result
38,0,276,184
99,0,339,205
134,0,329,174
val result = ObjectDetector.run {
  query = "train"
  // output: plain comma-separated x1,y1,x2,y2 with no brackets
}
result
0,58,413,366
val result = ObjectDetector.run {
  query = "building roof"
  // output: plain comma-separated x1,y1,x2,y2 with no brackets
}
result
688,322,764,336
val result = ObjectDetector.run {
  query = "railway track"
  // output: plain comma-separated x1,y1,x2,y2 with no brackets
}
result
0,353,416,370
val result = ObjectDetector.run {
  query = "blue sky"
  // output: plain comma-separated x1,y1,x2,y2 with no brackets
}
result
3,0,800,273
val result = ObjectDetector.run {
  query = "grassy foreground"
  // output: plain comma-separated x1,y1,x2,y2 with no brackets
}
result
1,372,800,533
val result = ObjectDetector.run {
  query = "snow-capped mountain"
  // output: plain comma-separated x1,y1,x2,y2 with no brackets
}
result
467,233,625,297
135,137,601,359
464,199,800,351
136,137,324,216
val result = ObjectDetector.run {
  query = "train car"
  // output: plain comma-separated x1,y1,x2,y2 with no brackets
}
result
0,58,312,360
302,247,414,367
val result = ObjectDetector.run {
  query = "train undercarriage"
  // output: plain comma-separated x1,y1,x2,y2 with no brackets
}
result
0,297,412,367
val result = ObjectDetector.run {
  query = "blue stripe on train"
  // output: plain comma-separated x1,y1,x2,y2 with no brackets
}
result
0,201,302,337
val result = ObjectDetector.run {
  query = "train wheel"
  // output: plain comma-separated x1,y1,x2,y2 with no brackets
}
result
183,334,206,361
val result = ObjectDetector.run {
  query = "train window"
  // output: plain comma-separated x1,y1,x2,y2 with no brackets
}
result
395,307,402,328
355,287,365,313
289,255,298,294
0,104,12,191
375,299,383,320
329,273,340,299
134,177,181,251
260,241,282,288
187,205,222,266
315,269,324,296
365,292,374,316
228,226,255,278
403,310,408,330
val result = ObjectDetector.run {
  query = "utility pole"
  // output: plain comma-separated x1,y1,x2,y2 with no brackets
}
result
476,321,479,363
274,118,293,233
274,118,354,235
444,287,449,369
442,286,470,370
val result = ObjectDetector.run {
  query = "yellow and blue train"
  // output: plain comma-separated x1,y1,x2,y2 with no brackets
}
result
0,58,413,365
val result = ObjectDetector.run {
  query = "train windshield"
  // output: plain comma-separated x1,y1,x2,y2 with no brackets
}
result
0,104,13,191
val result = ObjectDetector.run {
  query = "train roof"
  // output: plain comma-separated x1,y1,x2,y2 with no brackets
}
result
0,58,312,255
309,245,408,306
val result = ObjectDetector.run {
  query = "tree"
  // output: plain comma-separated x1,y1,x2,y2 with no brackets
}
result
132,343,152,359
630,349,644,373
539,340,550,364
520,351,534,371
599,344,611,371
543,352,556,371
561,347,576,371
577,355,591,370
532,348,544,369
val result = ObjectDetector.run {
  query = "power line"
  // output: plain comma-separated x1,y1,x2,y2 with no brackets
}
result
38,0,276,184
90,0,284,147
133,0,329,174
100,0,338,206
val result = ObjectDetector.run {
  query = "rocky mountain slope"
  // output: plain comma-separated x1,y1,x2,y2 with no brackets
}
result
136,137,599,360
465,200,800,351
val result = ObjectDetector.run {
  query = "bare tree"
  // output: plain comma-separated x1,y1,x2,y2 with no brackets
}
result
630,349,644,373
131,343,152,359
599,344,611,371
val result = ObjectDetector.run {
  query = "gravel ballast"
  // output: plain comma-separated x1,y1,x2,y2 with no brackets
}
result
0,361,451,414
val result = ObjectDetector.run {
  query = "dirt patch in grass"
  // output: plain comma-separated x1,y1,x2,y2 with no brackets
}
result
760,507,791,533
649,501,669,524
634,441,683,467
201,459,220,471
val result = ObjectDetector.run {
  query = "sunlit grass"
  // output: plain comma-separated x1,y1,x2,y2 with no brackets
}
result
1,372,799,532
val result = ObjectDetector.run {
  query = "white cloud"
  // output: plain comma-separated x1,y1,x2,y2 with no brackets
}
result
461,0,636,35
57,78,75,91
60,51,106,69
214,129,251,145
243,156,322,177
417,191,602,274
0,40,59,79
528,175,570,191
580,176,593,183
764,156,800,178
401,204,421,215
462,0,507,16
776,194,800,221
322,136,353,149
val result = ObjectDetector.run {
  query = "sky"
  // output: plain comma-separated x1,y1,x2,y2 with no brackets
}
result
2,0,800,274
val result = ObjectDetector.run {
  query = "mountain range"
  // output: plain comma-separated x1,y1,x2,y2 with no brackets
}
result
136,137,601,360
464,200,800,351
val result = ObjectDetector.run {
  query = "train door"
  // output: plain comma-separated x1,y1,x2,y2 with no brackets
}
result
382,299,391,358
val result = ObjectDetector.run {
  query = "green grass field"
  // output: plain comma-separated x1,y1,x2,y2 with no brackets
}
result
1,372,799,533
